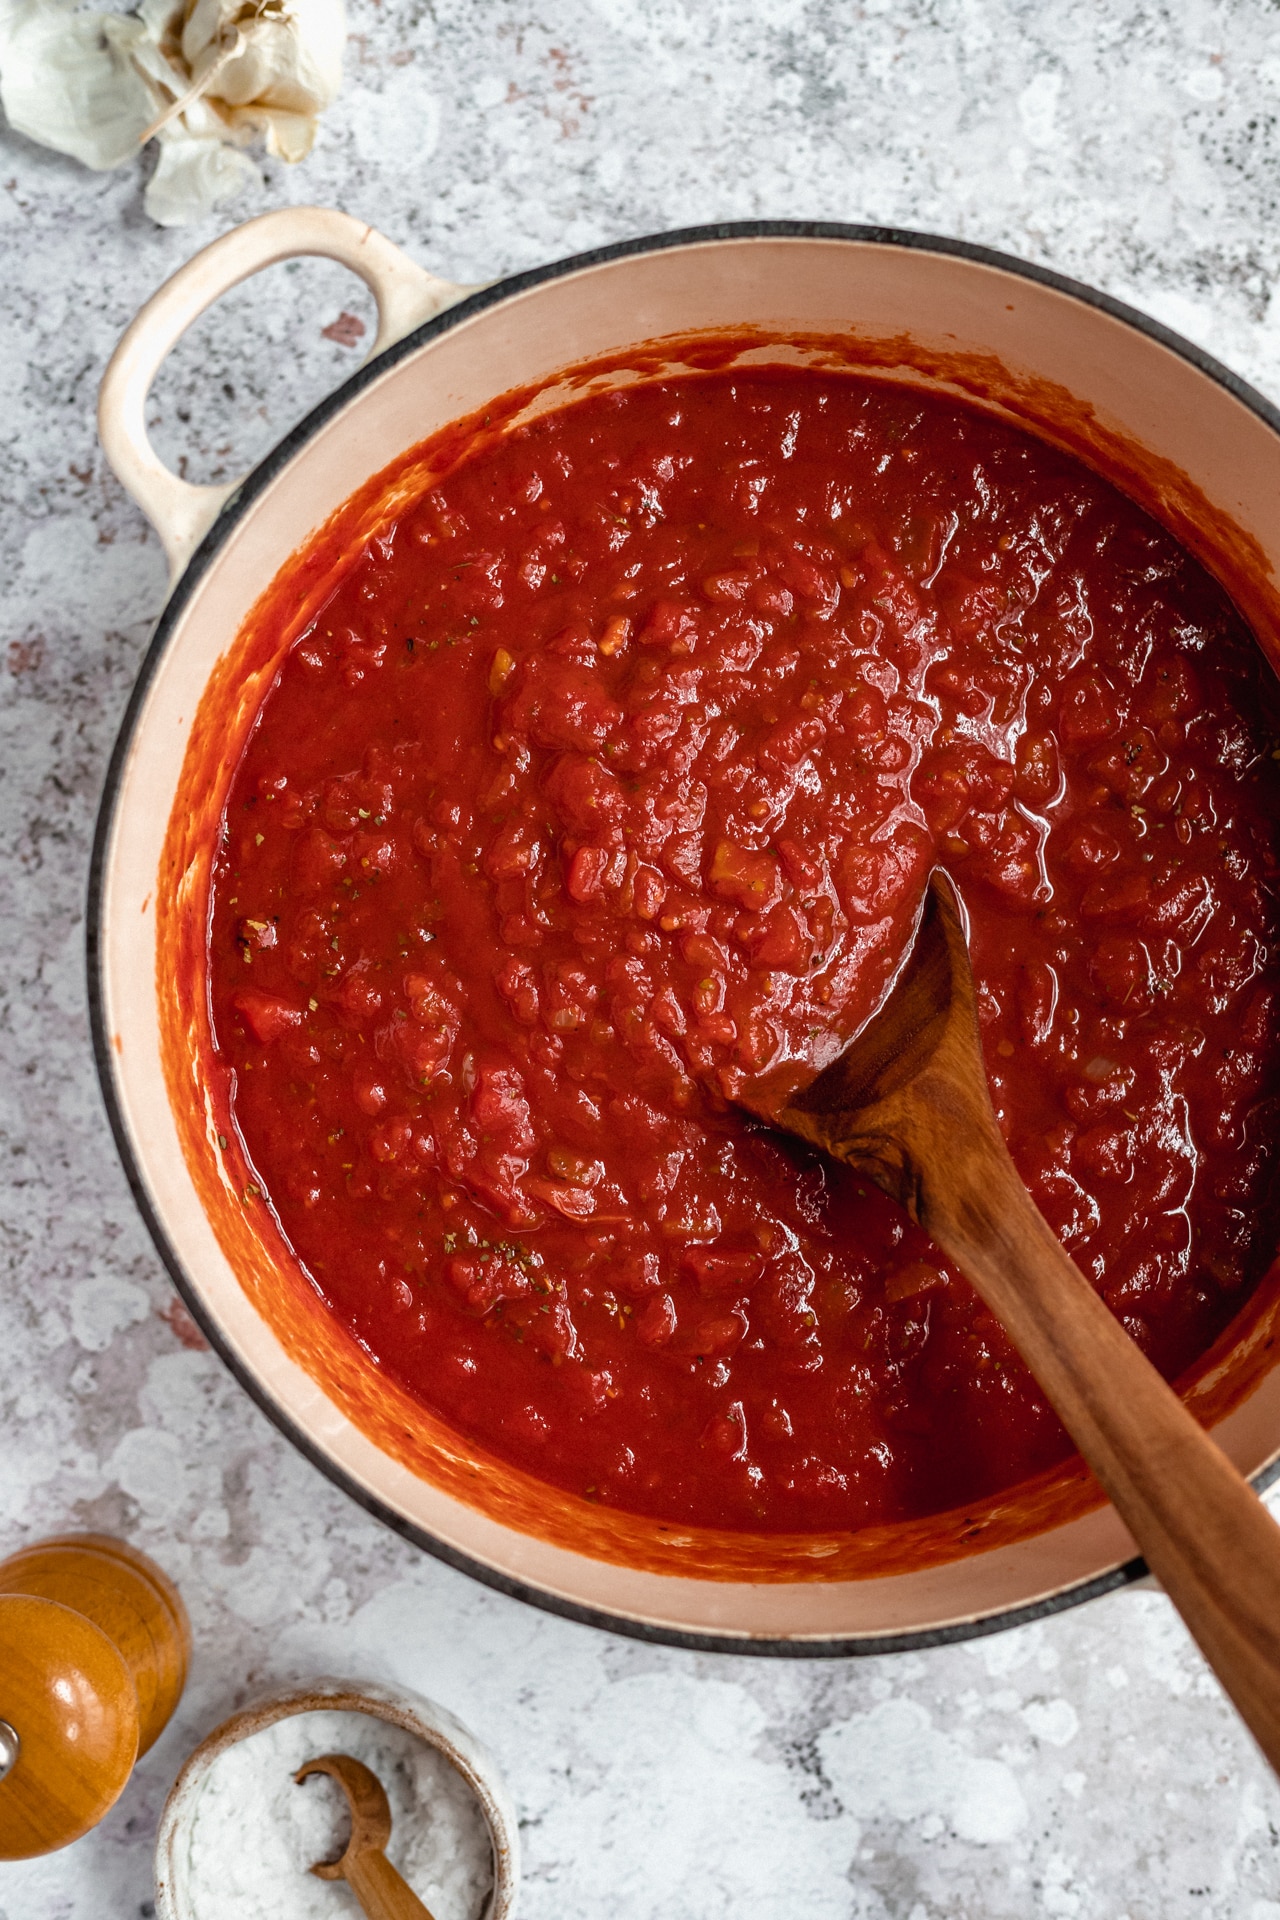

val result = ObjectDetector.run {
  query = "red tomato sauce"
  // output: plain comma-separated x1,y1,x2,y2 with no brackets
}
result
208,369,1280,1533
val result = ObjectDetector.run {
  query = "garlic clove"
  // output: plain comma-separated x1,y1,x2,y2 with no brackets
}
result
144,125,258,226
182,0,344,115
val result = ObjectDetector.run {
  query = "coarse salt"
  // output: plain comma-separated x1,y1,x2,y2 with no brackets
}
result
181,1708,494,1920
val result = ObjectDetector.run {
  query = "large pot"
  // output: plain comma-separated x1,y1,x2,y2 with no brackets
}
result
92,210,1280,1653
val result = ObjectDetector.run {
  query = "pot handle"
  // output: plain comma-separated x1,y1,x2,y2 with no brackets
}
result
98,207,475,585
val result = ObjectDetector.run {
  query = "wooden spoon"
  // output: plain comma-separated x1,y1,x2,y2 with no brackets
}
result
296,1753,436,1920
743,867,1280,1773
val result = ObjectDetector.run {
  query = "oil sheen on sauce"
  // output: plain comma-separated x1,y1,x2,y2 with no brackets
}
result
207,369,1280,1534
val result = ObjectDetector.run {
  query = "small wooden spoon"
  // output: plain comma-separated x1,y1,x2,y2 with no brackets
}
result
744,867,1280,1773
296,1753,436,1920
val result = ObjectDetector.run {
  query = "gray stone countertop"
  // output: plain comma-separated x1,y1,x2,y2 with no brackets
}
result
5,3,1280,1916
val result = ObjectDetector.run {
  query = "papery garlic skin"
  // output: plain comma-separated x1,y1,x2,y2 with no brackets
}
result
146,126,259,225
0,2,157,170
0,0,346,224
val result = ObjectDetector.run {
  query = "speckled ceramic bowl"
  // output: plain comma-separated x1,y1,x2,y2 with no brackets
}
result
94,209,1280,1654
153,1677,518,1920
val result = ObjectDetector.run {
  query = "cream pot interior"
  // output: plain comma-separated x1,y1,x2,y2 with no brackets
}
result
91,216,1280,1652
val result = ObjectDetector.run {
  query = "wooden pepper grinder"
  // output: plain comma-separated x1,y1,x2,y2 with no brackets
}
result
0,1534,189,1859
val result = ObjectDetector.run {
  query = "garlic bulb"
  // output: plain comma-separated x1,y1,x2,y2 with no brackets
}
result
0,0,346,225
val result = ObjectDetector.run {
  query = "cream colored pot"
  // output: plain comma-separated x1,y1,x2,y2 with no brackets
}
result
92,208,1280,1652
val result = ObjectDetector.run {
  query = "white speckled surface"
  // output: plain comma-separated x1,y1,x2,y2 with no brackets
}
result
6,4,1280,1915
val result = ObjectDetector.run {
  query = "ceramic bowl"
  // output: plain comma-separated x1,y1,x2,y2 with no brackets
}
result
153,1677,519,1920
93,210,1280,1653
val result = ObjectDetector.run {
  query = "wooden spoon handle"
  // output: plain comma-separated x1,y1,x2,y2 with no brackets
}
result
933,1129,1280,1772
343,1847,437,1920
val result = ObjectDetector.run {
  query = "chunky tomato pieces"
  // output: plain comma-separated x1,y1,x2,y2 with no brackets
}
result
209,370,1280,1532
